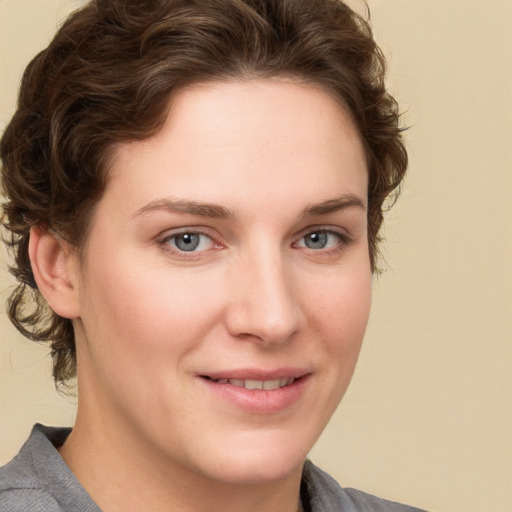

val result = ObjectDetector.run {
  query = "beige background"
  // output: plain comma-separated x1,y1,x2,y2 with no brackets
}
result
1,1,511,511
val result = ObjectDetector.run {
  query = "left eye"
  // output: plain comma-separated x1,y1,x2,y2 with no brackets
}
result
165,232,215,252
297,230,342,250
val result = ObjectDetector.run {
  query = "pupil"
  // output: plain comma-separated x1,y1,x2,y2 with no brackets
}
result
176,233,200,251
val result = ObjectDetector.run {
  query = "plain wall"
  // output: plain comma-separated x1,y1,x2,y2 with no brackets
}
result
1,1,511,511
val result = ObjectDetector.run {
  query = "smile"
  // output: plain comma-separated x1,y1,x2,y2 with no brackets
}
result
205,377,296,390
199,370,310,413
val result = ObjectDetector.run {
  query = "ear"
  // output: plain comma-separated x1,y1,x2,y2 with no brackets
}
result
29,226,81,319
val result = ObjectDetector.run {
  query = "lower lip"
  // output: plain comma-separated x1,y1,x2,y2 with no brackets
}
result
199,375,310,414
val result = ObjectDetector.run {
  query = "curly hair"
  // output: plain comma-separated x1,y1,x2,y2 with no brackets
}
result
1,0,407,387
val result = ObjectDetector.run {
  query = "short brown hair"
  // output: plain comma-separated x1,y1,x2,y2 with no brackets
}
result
1,0,407,387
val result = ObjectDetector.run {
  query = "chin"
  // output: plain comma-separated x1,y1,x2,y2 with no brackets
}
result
207,457,305,487
190,430,311,486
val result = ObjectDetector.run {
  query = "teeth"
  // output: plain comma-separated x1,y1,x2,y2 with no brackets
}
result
245,379,264,390
263,379,281,390
215,377,296,390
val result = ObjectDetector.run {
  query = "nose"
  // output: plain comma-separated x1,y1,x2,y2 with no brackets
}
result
225,249,302,346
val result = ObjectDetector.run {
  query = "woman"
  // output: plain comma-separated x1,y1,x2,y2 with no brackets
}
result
0,0,424,510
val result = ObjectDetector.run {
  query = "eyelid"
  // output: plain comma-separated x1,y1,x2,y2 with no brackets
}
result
158,225,220,240
294,225,352,242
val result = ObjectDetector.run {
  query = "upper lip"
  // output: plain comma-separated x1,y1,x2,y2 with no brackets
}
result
199,367,311,381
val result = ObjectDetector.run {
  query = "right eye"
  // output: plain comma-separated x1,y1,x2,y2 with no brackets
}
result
162,232,216,253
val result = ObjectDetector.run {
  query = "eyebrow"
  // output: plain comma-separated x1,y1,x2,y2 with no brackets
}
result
301,194,367,218
133,194,366,221
133,198,236,220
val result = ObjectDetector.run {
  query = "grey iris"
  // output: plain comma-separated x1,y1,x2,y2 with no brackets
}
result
305,232,327,249
175,233,200,251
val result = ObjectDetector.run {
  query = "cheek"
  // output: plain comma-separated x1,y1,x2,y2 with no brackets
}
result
305,264,372,382
80,254,224,362
293,264,372,433
309,264,372,336
76,257,226,427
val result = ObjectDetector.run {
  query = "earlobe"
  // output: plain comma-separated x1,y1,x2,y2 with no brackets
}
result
29,226,81,319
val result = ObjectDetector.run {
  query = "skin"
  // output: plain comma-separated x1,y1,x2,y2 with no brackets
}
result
31,78,372,512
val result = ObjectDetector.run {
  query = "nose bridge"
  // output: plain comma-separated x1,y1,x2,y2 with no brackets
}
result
226,243,300,344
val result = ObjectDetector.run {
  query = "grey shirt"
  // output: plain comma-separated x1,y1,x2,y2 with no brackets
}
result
1,424,427,511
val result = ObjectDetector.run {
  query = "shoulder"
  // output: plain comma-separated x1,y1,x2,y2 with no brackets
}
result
1,487,63,512
1,455,63,511
0,424,99,512
343,487,428,512
302,460,428,512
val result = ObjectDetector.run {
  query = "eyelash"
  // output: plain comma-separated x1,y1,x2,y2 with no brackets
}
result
158,227,352,260
293,228,352,255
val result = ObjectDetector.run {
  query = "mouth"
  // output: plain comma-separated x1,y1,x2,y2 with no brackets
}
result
198,370,310,413
201,376,297,390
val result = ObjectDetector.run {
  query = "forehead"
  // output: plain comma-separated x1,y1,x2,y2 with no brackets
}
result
104,78,367,217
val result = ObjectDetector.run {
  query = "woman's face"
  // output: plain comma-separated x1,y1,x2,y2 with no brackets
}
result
72,79,371,485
